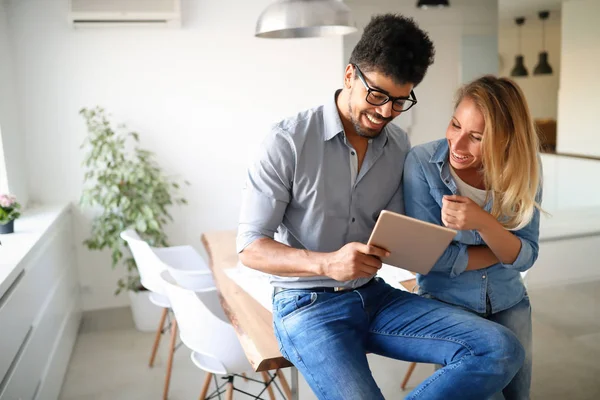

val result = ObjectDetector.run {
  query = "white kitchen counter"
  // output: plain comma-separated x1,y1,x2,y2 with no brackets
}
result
539,207,600,242
0,203,71,300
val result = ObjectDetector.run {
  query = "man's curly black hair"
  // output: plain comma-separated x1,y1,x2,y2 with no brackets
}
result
349,14,435,87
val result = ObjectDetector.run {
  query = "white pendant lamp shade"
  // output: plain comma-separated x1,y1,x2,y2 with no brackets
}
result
255,0,357,39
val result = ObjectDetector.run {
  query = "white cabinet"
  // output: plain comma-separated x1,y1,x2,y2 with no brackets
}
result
0,206,81,400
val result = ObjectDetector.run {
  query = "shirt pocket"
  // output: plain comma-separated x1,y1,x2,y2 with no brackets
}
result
427,187,481,244
428,187,446,209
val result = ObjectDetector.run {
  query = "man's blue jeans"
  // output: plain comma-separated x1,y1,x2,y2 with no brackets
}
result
272,278,524,400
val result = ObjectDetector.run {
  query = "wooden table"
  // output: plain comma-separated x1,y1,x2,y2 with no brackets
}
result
201,230,292,372
201,230,418,399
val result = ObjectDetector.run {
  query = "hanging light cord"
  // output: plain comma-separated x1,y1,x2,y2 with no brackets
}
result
539,11,550,52
515,17,525,55
542,19,546,51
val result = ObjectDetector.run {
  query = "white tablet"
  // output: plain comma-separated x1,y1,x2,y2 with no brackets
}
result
367,210,457,275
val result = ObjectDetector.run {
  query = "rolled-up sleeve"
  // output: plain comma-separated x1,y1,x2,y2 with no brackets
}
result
403,149,468,278
431,242,469,277
237,128,295,253
499,188,542,272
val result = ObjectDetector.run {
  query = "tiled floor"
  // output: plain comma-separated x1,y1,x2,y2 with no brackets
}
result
59,280,600,400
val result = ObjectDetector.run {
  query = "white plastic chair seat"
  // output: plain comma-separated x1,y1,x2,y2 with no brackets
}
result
153,245,209,272
149,292,171,308
120,230,214,295
160,270,254,375
154,246,214,291
190,350,254,376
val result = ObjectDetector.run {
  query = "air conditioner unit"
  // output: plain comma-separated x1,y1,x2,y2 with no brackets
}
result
68,0,182,28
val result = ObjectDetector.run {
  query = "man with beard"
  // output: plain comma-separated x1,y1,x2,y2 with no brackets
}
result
237,14,524,400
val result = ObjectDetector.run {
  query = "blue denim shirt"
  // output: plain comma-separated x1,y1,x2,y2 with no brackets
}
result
403,139,541,314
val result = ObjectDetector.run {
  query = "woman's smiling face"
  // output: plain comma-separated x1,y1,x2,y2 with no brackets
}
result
446,97,485,172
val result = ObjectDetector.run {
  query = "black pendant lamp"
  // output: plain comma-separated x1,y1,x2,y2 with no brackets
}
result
511,17,528,77
417,0,450,9
534,11,553,75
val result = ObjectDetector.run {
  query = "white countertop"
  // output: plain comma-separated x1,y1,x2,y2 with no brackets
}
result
0,203,71,299
539,207,600,241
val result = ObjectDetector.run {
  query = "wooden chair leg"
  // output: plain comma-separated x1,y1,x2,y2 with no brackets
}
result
261,371,276,400
162,319,178,400
198,373,213,400
149,307,169,367
401,362,417,390
276,369,292,400
241,372,249,382
225,381,234,400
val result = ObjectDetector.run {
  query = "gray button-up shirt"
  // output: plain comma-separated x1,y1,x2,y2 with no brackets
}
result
237,91,411,289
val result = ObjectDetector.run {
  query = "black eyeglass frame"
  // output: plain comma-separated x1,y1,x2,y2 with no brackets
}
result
352,64,418,112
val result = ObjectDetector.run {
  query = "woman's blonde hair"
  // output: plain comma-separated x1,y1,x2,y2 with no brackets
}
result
455,75,542,230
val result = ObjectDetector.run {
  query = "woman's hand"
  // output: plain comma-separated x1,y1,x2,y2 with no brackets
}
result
441,195,493,231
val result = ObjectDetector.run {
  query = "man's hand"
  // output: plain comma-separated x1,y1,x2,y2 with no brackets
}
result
441,195,492,231
323,242,389,281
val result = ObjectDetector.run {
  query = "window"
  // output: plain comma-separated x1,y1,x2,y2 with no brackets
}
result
0,125,9,194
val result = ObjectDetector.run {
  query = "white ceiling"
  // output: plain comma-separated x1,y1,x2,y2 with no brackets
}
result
499,0,564,21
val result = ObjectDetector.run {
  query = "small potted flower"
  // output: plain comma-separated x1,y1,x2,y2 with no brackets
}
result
0,194,21,234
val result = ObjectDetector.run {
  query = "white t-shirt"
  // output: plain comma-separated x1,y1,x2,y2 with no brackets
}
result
449,167,488,207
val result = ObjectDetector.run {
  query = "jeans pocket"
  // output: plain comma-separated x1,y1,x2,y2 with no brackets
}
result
276,292,318,321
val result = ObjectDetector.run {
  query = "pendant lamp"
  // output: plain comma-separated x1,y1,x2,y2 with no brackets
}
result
417,0,450,8
510,17,528,77
255,0,357,39
533,11,553,75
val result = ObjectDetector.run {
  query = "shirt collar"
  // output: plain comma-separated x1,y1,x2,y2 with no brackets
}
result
372,125,390,150
323,90,345,141
323,90,389,149
430,139,449,164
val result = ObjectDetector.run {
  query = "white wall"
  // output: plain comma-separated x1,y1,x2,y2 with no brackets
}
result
6,0,343,310
345,0,499,145
556,0,600,157
498,12,561,120
0,1,28,204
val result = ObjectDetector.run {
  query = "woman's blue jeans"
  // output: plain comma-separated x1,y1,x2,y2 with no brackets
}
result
272,278,525,400
425,293,533,400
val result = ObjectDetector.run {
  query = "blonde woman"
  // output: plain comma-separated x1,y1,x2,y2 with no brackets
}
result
403,75,542,400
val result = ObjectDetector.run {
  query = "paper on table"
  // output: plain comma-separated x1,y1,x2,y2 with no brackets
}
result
377,263,416,292
224,262,417,311
224,263,273,312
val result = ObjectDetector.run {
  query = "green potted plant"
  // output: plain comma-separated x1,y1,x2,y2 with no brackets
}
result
79,107,188,330
0,194,21,234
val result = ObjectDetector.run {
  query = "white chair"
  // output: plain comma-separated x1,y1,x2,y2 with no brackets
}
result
160,270,291,400
120,229,211,400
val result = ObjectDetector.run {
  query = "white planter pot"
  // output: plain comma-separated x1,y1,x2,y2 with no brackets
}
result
128,290,164,332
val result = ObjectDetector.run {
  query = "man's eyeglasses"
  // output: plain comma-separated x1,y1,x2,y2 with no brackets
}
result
352,64,417,113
